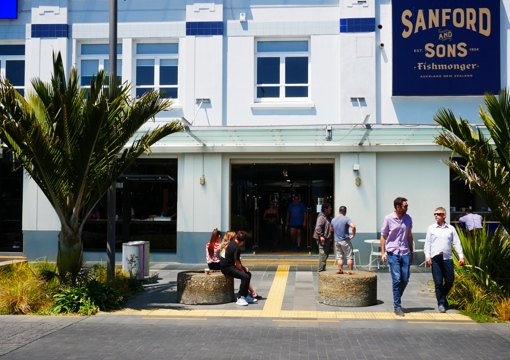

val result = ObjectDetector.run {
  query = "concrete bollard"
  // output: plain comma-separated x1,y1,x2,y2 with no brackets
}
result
177,270,235,305
318,270,377,307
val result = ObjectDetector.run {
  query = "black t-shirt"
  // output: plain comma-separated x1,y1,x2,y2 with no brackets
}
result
220,240,241,269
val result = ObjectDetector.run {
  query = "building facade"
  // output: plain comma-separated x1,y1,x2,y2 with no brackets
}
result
0,0,508,264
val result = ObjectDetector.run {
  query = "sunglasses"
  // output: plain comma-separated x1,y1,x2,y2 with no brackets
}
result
434,213,445,216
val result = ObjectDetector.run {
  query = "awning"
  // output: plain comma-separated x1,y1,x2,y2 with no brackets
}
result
147,124,490,154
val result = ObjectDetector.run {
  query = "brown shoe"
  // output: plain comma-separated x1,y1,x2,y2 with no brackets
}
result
336,269,344,274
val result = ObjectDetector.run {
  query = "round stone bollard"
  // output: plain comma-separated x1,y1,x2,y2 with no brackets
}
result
177,270,235,305
318,270,377,307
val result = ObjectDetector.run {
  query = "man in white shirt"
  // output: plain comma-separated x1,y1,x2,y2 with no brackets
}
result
425,207,464,313
458,208,483,230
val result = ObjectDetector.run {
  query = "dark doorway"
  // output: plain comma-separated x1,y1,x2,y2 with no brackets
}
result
0,151,23,253
231,163,334,253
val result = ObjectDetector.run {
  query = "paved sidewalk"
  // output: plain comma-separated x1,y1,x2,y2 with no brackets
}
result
118,262,460,319
1,261,509,359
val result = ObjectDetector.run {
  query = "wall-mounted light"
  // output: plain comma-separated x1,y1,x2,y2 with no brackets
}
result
282,170,288,177
353,163,361,186
240,12,246,22
325,124,332,141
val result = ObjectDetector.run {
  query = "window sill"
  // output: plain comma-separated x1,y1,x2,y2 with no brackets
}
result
250,102,315,110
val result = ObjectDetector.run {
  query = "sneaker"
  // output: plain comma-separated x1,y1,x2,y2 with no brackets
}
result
236,296,248,306
438,304,446,313
245,295,258,304
394,307,405,317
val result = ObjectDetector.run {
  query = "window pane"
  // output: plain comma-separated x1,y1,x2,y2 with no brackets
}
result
136,88,151,98
257,86,279,98
82,44,122,55
257,41,308,53
6,60,24,87
285,86,308,98
81,59,98,86
285,57,308,84
160,66,177,86
160,88,178,99
136,59,154,86
104,59,122,84
257,57,279,84
0,45,25,56
137,43,178,55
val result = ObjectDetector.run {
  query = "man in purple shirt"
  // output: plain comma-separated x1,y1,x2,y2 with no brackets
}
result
380,197,414,317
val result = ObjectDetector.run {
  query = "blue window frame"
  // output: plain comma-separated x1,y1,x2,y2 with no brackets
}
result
135,43,178,99
79,43,122,88
256,40,310,101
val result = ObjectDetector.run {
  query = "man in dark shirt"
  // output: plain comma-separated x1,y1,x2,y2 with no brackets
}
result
220,230,255,306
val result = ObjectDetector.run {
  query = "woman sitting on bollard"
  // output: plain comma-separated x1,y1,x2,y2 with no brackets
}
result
206,228,222,270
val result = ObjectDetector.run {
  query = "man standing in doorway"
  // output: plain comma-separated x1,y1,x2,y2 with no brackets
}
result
425,207,464,313
286,195,307,252
381,197,414,317
330,205,356,273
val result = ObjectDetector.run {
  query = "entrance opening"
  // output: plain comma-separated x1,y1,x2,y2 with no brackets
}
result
231,163,334,253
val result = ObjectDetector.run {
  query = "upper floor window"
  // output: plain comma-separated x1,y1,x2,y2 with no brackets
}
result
255,40,309,101
79,43,122,89
0,44,25,96
135,43,178,99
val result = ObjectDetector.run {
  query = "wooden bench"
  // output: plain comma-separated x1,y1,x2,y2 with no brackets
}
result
177,270,235,305
318,270,377,307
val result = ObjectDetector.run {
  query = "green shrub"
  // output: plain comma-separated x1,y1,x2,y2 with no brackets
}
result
453,225,510,296
52,265,138,316
1,261,143,316
449,225,510,320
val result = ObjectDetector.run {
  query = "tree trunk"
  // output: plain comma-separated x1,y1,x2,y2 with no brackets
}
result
57,230,83,283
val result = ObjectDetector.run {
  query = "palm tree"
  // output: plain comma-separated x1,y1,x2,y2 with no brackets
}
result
0,52,183,282
433,88,510,232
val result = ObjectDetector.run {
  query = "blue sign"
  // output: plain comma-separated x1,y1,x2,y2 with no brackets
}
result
0,0,18,20
392,0,500,96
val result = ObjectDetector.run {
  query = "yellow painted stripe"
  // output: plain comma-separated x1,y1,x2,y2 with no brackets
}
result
273,319,339,323
142,317,208,321
260,265,289,317
408,321,476,325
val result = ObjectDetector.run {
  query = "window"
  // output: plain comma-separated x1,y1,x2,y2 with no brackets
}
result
0,44,25,96
79,43,122,89
256,40,309,101
135,43,178,99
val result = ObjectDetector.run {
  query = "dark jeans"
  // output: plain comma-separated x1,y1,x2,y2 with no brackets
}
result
221,266,251,298
208,262,220,270
387,252,411,309
431,255,454,307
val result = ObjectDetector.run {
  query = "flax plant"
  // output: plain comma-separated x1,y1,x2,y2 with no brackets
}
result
433,88,510,232
0,52,183,283
453,225,510,294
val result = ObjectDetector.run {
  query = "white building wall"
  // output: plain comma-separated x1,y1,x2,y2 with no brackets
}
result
376,152,450,232
336,152,378,236
2,0,509,263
